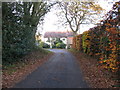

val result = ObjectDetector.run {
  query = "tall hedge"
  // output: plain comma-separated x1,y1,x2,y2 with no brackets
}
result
72,1,120,74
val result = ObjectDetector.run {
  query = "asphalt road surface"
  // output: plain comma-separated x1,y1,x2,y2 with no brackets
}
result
14,49,89,88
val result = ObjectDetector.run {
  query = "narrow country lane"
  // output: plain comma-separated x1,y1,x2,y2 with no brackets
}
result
14,49,89,88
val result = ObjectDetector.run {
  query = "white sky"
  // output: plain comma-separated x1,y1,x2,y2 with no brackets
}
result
37,0,119,35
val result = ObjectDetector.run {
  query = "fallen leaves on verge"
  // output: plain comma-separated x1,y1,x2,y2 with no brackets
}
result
2,51,53,88
71,51,116,88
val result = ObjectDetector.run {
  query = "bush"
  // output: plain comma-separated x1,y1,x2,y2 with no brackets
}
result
51,38,66,49
52,44,56,48
40,42,50,48
56,42,66,49
43,43,50,48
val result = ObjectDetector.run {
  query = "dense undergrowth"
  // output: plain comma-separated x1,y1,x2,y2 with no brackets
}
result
2,47,51,72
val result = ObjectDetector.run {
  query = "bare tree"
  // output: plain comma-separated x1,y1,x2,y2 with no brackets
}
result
58,1,103,35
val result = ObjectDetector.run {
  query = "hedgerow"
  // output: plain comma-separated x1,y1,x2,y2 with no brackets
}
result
72,1,120,78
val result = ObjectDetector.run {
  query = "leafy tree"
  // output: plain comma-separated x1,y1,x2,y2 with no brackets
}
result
2,2,55,63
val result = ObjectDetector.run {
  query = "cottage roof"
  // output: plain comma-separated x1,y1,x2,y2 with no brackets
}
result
44,31,74,38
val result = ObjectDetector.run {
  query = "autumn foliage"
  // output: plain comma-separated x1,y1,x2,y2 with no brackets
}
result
72,2,120,75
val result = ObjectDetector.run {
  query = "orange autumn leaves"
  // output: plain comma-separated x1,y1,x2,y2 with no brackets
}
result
106,27,117,34
72,34,82,51
72,1,120,73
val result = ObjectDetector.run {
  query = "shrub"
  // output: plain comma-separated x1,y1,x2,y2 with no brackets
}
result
56,43,66,49
43,43,50,48
40,42,50,48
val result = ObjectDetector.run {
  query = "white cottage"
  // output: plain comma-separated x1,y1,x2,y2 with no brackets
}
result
44,31,74,49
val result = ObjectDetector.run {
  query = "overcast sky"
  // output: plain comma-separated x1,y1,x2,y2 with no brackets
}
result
37,0,119,35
